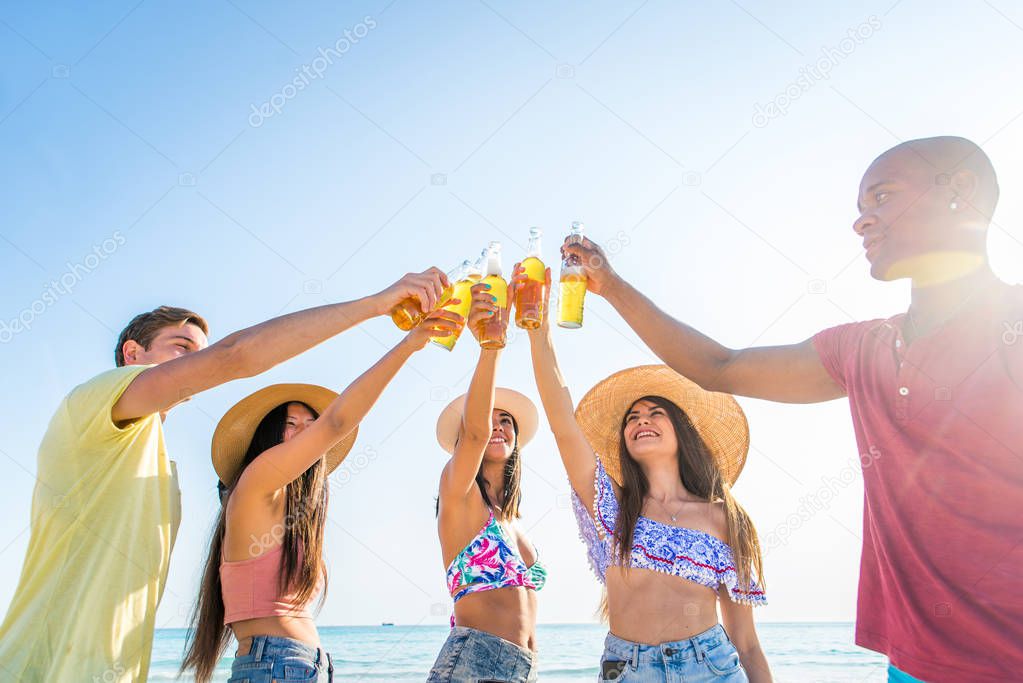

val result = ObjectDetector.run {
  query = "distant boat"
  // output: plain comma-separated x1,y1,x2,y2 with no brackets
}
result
381,622,395,626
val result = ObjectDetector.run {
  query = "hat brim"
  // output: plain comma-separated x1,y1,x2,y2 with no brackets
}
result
436,388,539,455
574,365,749,487
212,383,357,485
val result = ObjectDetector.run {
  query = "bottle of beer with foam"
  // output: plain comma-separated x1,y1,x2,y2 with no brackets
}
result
515,227,546,330
558,221,587,328
476,242,508,349
431,259,476,351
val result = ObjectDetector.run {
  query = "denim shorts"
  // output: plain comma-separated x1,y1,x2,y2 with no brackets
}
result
888,663,927,682
598,624,747,682
427,625,538,682
227,635,333,683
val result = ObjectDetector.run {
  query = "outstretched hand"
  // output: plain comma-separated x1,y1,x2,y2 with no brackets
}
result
559,237,619,297
466,281,510,344
376,267,450,314
404,307,463,350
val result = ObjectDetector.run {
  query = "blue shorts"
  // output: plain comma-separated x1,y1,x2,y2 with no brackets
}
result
427,625,538,682
227,635,333,682
598,624,747,682
888,663,927,682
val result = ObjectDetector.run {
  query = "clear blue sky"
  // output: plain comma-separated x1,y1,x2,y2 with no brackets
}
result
1,0,1022,630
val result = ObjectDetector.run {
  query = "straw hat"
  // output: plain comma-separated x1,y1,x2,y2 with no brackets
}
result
574,365,749,486
212,383,358,485
436,388,539,455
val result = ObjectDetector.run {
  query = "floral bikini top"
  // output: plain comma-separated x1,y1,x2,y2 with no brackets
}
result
446,508,548,603
571,455,766,606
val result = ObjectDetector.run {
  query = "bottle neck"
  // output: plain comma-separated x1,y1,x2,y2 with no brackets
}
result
486,252,502,277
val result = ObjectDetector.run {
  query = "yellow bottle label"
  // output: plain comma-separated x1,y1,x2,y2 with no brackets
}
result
521,256,545,282
483,274,508,307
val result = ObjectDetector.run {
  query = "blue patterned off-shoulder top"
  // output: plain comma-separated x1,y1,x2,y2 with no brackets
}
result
570,455,766,606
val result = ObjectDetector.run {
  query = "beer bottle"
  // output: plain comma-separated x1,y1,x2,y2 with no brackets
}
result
431,259,475,351
390,294,425,331
515,227,546,330
477,242,508,349
558,221,587,328
468,249,486,282
390,265,455,331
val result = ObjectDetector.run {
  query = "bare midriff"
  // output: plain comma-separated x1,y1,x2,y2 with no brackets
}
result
451,586,538,651
231,615,320,656
605,567,719,645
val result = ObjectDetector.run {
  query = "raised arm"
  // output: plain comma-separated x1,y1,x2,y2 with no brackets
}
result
514,265,598,509
562,238,844,404
439,282,506,500
241,308,463,494
112,268,450,423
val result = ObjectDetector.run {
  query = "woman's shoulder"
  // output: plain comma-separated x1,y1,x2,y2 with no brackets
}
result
700,500,729,545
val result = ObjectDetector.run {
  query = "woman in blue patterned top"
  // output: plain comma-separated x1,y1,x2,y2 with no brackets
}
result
517,265,772,682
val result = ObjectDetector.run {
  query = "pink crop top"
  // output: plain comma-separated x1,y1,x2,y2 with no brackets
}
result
220,544,322,625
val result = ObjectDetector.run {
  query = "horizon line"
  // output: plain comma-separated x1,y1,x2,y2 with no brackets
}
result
155,619,856,631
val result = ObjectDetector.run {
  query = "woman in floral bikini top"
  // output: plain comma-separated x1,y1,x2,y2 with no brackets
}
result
426,276,545,683
521,265,773,683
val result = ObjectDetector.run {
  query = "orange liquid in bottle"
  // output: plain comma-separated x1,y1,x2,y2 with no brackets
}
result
515,256,546,330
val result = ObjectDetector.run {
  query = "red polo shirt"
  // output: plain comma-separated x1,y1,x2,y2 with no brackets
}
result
813,282,1023,683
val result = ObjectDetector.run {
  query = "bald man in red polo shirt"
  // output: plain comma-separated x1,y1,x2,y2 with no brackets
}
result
564,136,1022,683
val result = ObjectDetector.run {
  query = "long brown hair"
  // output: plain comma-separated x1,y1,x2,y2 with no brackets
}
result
613,396,764,594
181,402,329,683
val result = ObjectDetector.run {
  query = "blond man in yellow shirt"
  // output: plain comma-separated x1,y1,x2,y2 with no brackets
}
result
0,268,451,682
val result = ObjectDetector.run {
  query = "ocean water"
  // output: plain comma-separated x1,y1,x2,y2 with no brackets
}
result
151,622,888,682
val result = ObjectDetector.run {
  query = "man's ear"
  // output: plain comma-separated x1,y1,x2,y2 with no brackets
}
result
121,339,143,364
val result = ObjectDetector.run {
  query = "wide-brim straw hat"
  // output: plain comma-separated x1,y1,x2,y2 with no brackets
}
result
436,388,539,455
212,383,358,485
574,365,749,486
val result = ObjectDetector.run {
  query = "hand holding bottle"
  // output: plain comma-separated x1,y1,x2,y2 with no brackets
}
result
559,236,620,297
467,281,510,348
473,242,509,348
402,308,464,351
377,268,451,327
431,259,476,351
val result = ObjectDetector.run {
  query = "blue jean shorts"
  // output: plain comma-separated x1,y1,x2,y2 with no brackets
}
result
427,625,538,682
598,624,747,682
227,635,333,683
888,663,927,682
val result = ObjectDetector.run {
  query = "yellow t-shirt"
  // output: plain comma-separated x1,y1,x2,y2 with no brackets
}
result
0,365,181,683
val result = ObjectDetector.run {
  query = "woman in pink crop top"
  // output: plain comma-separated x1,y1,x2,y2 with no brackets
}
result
427,276,544,683
180,309,462,683
523,265,773,682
